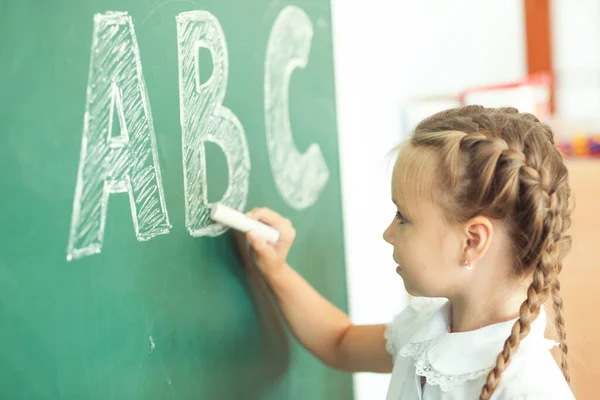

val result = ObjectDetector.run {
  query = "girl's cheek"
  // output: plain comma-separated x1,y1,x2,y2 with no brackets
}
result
396,227,408,245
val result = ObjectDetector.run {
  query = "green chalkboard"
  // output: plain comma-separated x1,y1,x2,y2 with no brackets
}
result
0,0,351,398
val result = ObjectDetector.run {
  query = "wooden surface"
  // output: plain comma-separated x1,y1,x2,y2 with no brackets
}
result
558,160,600,399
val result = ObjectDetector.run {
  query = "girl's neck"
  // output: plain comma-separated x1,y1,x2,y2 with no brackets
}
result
448,285,527,333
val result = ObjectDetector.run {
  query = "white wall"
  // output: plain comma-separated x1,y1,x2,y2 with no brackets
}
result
552,0,600,131
329,1,527,398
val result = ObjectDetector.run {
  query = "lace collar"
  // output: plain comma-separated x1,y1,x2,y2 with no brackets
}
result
397,300,556,391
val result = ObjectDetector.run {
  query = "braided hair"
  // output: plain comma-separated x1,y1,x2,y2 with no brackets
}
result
409,106,572,399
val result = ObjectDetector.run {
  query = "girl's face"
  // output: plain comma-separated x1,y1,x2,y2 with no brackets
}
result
383,197,464,297
383,147,466,298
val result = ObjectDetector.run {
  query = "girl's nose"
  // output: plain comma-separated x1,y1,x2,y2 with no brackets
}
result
383,221,394,245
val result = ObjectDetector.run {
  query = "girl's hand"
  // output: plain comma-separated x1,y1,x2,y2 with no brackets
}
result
245,207,296,279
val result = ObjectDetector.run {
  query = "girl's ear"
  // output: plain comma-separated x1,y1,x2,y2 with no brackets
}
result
462,216,493,265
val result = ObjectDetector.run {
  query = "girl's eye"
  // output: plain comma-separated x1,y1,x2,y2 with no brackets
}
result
395,211,408,224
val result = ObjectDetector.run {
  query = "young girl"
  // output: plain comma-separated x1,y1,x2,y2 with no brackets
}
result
245,106,575,399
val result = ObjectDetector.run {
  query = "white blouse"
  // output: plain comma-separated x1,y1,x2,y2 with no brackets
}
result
385,298,575,399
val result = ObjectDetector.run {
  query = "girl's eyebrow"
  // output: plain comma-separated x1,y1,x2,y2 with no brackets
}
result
392,198,406,213
392,197,414,221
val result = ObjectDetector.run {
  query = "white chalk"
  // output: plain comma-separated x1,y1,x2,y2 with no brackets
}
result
210,203,280,244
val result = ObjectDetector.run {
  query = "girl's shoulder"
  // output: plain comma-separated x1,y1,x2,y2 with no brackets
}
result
493,344,575,399
385,297,449,360
385,298,575,399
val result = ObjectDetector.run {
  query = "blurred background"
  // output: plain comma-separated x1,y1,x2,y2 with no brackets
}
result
330,0,600,398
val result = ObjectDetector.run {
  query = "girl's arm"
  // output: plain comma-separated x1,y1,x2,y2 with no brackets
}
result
246,208,393,373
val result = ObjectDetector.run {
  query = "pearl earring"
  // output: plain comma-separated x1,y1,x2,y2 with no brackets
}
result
464,260,473,270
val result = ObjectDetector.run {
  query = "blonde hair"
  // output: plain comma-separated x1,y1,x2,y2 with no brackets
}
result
401,105,572,399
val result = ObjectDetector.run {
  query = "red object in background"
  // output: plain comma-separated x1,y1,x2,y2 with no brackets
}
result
557,141,572,158
524,0,554,113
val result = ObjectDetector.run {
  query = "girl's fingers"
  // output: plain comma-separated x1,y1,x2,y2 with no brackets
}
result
246,207,296,245
248,207,292,232
247,232,272,255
